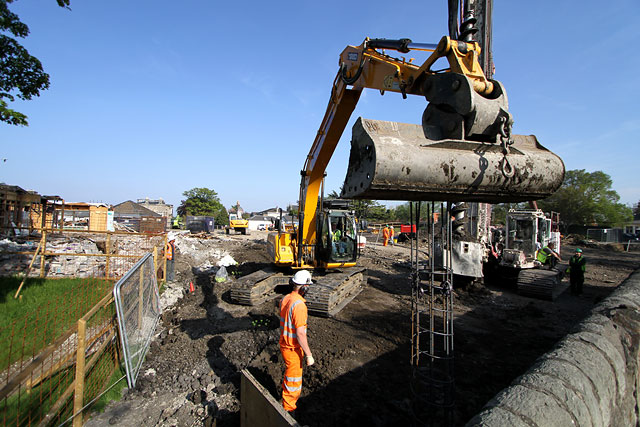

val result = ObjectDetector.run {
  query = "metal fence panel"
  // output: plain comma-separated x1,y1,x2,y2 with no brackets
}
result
113,253,160,388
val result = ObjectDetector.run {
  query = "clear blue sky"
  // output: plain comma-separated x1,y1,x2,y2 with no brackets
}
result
2,0,638,214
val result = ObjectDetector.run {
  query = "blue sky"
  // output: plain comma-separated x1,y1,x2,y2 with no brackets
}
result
2,0,638,213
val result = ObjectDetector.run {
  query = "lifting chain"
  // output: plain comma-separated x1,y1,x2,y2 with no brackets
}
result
498,116,515,178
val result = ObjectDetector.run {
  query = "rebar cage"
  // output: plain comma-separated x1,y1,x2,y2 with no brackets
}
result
410,202,455,426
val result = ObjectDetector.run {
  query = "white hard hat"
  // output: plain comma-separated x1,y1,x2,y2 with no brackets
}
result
291,270,312,285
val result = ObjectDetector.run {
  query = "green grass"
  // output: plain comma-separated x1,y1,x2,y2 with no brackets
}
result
0,276,122,426
0,277,113,369
89,364,128,414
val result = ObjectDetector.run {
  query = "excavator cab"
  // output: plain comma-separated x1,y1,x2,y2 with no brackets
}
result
315,200,358,266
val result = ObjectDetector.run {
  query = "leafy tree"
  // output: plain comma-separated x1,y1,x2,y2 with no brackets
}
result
177,187,228,226
286,204,298,216
1,0,70,126
537,169,632,229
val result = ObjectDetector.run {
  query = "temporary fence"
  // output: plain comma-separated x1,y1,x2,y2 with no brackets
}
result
114,253,160,388
0,228,167,282
0,278,119,426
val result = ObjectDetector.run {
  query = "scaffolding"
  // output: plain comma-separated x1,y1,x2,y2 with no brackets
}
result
410,202,455,426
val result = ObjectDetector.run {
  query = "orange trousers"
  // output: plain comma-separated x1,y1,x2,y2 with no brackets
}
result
383,238,389,246
281,346,304,411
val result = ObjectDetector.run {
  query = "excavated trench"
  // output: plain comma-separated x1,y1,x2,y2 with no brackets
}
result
86,233,640,427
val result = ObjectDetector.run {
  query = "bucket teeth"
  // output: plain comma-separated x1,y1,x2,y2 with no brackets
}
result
341,118,565,203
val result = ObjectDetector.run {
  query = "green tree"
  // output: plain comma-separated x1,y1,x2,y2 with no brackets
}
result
1,0,70,126
177,187,229,226
537,169,632,228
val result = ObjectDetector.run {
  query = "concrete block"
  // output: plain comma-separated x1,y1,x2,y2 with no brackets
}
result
579,313,626,359
465,406,530,427
534,358,604,426
573,332,627,399
545,339,616,425
483,384,575,426
598,295,640,312
518,371,592,427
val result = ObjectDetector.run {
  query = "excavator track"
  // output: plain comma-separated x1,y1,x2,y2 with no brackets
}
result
230,267,287,306
305,268,367,317
516,266,568,301
230,267,367,317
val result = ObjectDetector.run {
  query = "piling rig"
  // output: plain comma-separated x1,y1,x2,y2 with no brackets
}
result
230,1,564,321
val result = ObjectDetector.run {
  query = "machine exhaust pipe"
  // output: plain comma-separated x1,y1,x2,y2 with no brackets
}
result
341,118,565,203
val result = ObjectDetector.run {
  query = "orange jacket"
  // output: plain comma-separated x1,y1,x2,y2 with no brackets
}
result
279,293,307,349
165,241,175,260
382,227,389,238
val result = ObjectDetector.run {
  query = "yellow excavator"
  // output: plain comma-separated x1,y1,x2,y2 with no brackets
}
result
230,1,564,316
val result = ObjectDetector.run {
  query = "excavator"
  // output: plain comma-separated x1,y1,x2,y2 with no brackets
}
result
230,0,565,316
226,201,249,235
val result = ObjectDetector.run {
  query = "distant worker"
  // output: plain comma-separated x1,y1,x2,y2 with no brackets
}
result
382,225,390,246
165,238,176,281
536,241,562,268
389,225,395,245
568,248,586,295
279,270,315,416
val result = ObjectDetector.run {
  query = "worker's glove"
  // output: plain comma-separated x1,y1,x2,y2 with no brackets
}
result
305,354,315,366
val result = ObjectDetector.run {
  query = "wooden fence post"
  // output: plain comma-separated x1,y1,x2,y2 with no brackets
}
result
105,232,111,279
73,319,87,427
153,246,158,281
39,230,47,278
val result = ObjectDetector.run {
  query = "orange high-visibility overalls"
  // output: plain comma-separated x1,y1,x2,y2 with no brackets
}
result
279,293,307,411
382,227,389,246
165,241,175,260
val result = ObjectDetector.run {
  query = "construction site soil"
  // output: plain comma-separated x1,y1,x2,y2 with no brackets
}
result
86,232,640,427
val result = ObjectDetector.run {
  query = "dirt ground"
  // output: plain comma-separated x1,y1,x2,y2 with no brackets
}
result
86,231,640,427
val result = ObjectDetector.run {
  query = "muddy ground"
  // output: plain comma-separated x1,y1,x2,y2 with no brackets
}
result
86,232,640,427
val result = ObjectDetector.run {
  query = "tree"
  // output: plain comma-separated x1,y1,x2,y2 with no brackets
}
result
1,0,69,125
634,200,640,221
177,187,228,226
537,169,632,229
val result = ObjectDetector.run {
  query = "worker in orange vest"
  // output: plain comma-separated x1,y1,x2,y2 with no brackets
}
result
279,270,315,417
389,225,395,245
165,239,176,281
382,225,390,246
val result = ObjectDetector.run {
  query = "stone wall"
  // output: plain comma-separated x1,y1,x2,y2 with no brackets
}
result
466,270,640,426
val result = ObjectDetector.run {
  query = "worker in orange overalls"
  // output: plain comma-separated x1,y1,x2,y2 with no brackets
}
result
382,225,390,246
165,238,176,281
279,270,315,417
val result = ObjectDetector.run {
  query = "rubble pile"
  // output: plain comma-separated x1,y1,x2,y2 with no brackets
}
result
0,236,104,277
0,234,165,278
166,232,238,289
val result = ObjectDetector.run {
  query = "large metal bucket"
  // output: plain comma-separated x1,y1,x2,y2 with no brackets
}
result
341,118,565,203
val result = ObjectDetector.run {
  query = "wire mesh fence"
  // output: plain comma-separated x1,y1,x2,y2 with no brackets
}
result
0,278,120,426
0,228,167,282
114,253,160,388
